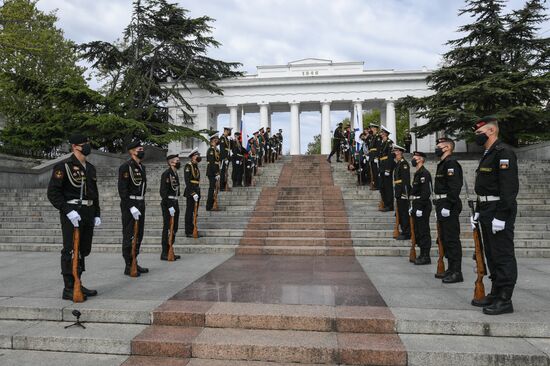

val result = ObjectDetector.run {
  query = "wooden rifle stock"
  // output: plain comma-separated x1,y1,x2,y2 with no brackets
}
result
369,161,375,189
167,215,175,261
393,202,400,239
213,176,220,210
224,159,231,192
130,220,139,277
72,228,85,302
470,201,486,302
193,200,199,239
409,214,417,263
436,221,446,275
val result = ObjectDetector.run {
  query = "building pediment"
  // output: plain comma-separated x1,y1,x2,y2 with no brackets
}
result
288,58,333,66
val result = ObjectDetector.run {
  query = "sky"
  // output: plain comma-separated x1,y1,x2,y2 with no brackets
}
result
33,0,550,153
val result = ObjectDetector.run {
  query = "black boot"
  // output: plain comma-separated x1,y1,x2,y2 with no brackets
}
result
472,283,498,307
62,275,87,301
415,250,431,265
124,263,141,277
435,269,450,279
137,264,149,273
442,271,464,284
483,288,514,315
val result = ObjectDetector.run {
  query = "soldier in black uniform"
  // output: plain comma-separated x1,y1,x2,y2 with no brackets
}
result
159,153,182,261
277,129,283,156
47,134,100,301
327,122,344,163
368,124,381,190
433,137,463,283
410,151,432,265
265,127,272,163
472,116,519,315
392,144,411,239
378,127,394,212
252,132,260,175
232,132,246,187
357,132,369,185
184,148,201,237
206,134,220,211
118,141,149,276
245,137,255,187
219,127,232,191
257,127,265,167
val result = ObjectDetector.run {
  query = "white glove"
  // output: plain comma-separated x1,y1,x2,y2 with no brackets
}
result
215,175,220,181
168,207,175,217
236,161,241,165
492,218,505,234
374,158,379,164
416,210,423,217
130,206,141,220
384,171,390,176
66,210,81,227
441,208,450,217
470,212,479,230
94,217,101,227
366,156,370,162
193,194,199,202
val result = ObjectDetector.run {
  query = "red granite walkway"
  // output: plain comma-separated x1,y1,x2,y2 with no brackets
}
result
122,156,406,366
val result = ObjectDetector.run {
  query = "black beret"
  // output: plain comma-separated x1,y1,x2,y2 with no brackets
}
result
69,134,88,145
413,151,427,158
474,115,498,131
166,154,178,160
234,132,241,136
127,140,142,150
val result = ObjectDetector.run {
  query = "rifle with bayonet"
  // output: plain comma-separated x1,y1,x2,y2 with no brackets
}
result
430,180,446,276
405,184,417,263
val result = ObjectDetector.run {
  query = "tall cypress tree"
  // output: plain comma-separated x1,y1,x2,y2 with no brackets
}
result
400,0,550,146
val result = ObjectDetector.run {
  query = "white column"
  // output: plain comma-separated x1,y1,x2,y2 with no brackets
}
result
353,101,363,130
380,105,387,127
386,99,397,139
268,111,272,130
290,102,300,155
229,105,239,132
321,101,331,155
259,103,269,130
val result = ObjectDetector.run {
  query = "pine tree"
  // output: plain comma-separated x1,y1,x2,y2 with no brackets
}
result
400,0,550,146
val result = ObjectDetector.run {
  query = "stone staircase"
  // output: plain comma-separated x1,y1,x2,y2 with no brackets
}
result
332,158,550,258
0,157,286,254
236,155,355,256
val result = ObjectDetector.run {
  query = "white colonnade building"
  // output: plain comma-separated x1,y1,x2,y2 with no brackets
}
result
167,59,461,155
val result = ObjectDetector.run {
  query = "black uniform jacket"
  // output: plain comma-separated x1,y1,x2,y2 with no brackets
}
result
393,158,411,198
47,154,100,216
184,162,201,198
206,146,220,177
160,168,180,200
434,155,462,212
411,165,432,212
118,159,147,206
474,139,519,221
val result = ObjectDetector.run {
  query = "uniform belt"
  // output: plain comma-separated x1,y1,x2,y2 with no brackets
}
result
409,196,421,200
433,194,447,200
379,156,388,161
477,195,500,202
67,199,93,206
167,196,178,200
129,195,144,200
393,179,402,184
190,180,199,184
369,148,377,152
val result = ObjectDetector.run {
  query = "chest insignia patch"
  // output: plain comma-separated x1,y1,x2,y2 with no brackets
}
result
499,159,509,169
420,177,425,183
447,168,455,176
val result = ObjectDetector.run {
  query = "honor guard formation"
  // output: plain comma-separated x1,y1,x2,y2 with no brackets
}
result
327,115,519,316
48,115,518,316
47,128,283,302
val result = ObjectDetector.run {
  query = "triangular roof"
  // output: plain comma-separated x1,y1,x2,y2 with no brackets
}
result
288,58,332,65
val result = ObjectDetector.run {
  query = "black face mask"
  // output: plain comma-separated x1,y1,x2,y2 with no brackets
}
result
475,133,489,146
195,156,202,163
175,162,181,169
390,153,396,159
80,143,91,156
411,159,418,167
435,147,444,157
136,151,145,160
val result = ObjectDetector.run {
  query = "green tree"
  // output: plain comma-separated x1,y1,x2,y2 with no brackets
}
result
306,134,321,155
400,0,550,146
0,0,92,154
79,0,243,150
